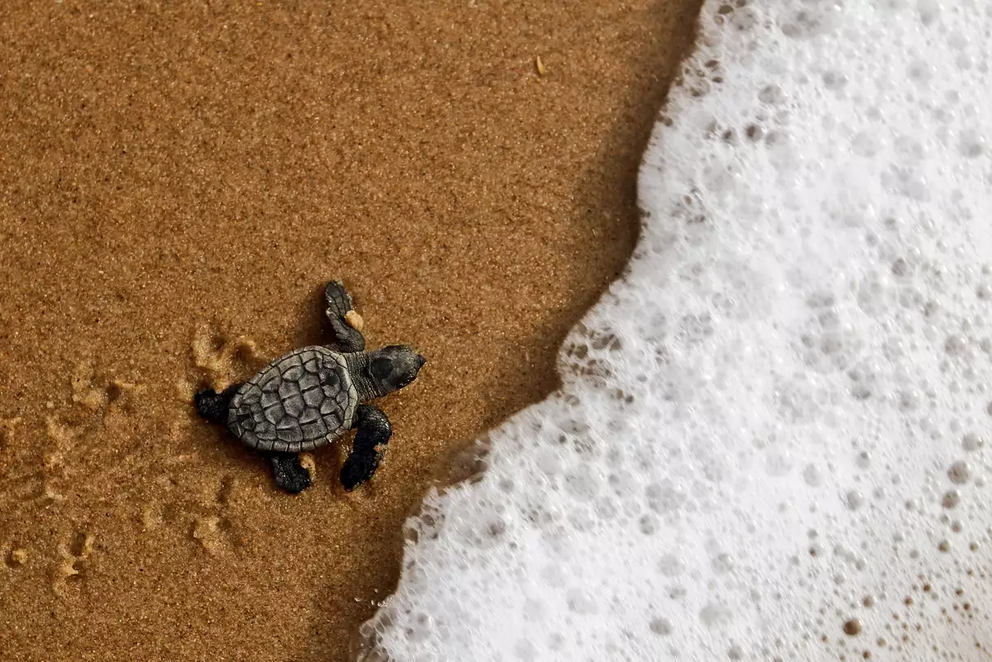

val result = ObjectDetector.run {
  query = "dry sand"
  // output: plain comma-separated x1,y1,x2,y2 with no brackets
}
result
0,1,701,659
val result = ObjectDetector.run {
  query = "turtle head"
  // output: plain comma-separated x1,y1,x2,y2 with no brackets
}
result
365,345,426,398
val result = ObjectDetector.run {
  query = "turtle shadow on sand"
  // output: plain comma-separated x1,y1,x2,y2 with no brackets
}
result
193,280,426,495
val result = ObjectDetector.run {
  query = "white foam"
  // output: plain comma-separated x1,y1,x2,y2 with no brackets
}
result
359,1,992,659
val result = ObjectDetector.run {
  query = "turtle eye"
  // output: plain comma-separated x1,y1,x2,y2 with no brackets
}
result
370,357,393,381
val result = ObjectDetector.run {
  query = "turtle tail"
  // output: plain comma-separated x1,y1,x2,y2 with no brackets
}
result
194,384,240,423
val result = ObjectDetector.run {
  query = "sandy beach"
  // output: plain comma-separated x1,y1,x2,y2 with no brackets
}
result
0,2,701,659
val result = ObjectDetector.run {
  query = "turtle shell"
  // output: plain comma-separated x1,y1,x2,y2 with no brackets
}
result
227,346,358,452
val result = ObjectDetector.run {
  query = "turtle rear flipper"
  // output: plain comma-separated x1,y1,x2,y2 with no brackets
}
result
194,384,242,423
270,453,312,494
324,280,365,353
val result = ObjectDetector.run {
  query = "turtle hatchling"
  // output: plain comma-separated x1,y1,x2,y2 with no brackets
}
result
194,280,426,493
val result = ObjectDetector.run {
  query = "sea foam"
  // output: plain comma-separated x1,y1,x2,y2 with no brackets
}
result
359,0,992,659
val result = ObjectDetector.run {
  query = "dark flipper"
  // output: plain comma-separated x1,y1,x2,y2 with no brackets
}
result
270,453,312,494
324,280,365,353
194,384,242,423
197,385,311,494
341,405,392,491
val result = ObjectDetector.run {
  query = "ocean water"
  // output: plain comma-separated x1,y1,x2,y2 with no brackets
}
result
359,0,992,660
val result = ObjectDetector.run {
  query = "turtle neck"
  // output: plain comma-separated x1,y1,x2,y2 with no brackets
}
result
342,350,386,401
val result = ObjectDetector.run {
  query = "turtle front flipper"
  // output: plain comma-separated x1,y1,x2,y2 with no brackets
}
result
341,404,392,491
270,453,313,494
324,280,366,353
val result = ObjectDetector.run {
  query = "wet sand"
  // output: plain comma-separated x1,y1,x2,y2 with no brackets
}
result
0,1,701,660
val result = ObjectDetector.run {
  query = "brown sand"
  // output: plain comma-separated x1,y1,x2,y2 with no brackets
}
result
0,1,700,660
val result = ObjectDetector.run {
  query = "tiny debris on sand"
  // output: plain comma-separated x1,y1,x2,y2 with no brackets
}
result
345,310,365,332
299,453,317,478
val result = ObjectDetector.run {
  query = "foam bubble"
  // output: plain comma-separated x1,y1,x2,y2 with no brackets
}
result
358,1,992,660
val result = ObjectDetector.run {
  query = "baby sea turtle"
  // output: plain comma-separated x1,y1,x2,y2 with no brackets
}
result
194,280,426,494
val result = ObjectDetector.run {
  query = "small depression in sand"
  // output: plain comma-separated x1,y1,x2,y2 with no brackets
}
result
0,2,702,660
